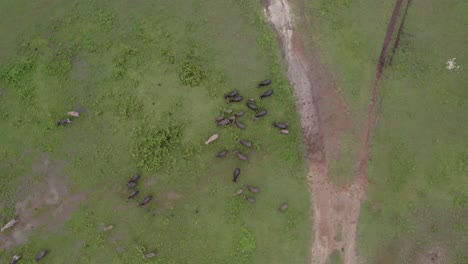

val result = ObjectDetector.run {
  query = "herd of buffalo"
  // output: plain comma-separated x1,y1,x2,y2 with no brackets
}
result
5,79,291,263
208,79,290,209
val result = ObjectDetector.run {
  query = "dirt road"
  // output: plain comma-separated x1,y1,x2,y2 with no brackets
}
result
264,0,405,263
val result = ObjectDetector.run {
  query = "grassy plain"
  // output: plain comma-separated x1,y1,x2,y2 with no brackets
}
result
0,0,310,263
294,0,467,263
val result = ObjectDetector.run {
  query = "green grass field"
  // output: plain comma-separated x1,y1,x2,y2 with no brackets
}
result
0,0,311,263
295,0,467,263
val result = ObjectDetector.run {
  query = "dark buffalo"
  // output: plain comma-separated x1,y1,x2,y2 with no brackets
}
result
214,150,228,158
257,79,271,87
234,151,248,161
254,110,267,118
245,185,260,193
216,119,230,126
35,250,48,262
234,111,244,117
235,121,246,130
246,103,258,111
224,90,238,99
127,182,137,188
273,122,288,129
10,255,21,264
238,139,253,148
215,116,224,122
245,196,256,203
56,118,71,126
139,195,153,207
128,174,140,183
128,190,139,199
260,90,273,99
233,168,241,182
228,96,243,103
278,203,289,212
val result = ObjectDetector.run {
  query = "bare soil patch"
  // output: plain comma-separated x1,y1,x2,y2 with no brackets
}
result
0,153,86,250
264,0,404,263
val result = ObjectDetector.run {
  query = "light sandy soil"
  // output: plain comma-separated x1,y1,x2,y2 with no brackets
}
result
0,154,86,250
264,1,366,263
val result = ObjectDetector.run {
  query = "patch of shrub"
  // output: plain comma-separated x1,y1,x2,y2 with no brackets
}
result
226,225,256,264
132,121,183,171
116,95,143,118
1,57,36,86
178,60,206,87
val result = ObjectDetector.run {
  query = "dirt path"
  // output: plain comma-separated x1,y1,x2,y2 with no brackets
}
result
264,0,405,263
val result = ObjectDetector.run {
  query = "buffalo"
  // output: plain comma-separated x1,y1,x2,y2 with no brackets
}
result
67,111,80,117
235,121,246,130
234,111,244,117
214,150,228,158
259,90,273,99
246,102,258,111
127,182,137,188
215,116,224,122
1,218,18,232
279,129,289,135
128,190,139,199
245,185,260,193
278,203,289,212
254,110,267,118
216,119,230,126
238,139,253,148
257,79,272,87
228,115,236,122
273,122,288,129
248,98,256,102
145,252,157,258
234,151,248,161
35,250,48,262
233,168,241,182
9,255,21,264
224,109,233,113
128,174,140,183
205,134,219,144
228,96,243,103
224,90,238,99
139,195,153,207
56,118,71,126
233,189,243,196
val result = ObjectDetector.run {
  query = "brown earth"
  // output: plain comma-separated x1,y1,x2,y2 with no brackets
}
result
0,153,86,250
264,0,404,263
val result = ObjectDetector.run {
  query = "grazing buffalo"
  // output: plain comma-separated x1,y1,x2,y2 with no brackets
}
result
128,190,139,199
273,122,288,129
257,79,271,87
35,250,48,262
224,109,233,113
128,174,140,183
254,110,267,118
279,129,289,135
103,225,114,232
234,151,248,161
233,168,241,182
248,98,256,102
278,203,289,212
216,119,230,126
205,134,219,145
235,121,246,130
215,116,224,122
56,118,71,126
214,150,228,158
1,218,18,232
259,90,273,99
224,90,238,99
67,111,80,117
245,196,256,203
233,189,243,196
127,182,137,188
228,115,236,122
245,185,260,193
246,102,258,111
238,139,253,148
234,111,244,117
10,255,21,264
228,96,243,103
145,252,157,258
139,195,153,207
